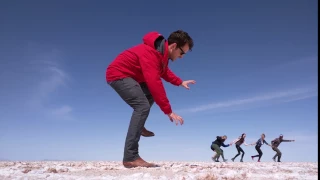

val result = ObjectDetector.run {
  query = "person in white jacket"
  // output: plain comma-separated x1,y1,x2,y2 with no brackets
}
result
231,133,250,162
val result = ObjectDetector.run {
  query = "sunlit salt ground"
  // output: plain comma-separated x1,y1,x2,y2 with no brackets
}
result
0,161,318,180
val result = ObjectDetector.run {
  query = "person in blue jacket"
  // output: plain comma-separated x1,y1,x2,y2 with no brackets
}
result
250,133,271,162
210,135,232,162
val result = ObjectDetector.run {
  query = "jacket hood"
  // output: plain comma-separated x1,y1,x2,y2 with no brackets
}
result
142,31,164,48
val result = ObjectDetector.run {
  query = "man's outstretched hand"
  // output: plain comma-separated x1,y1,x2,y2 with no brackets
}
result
168,112,184,125
180,80,196,90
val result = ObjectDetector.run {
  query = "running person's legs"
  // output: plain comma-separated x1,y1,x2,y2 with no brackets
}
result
232,144,244,161
210,145,216,160
239,146,245,161
220,149,228,162
251,145,263,162
272,147,282,162
210,145,222,161
232,145,241,161
257,146,263,161
211,144,222,162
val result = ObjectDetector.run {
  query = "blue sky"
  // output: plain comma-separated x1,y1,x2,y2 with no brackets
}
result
0,0,318,163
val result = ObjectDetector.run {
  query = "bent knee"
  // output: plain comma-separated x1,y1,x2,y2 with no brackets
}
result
135,101,151,112
141,103,151,111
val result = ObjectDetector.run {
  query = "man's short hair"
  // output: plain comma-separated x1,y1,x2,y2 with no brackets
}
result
168,30,194,51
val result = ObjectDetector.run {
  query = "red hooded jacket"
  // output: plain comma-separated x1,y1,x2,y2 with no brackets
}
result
106,32,183,115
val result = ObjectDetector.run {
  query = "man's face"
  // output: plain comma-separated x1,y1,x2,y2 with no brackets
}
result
168,43,190,61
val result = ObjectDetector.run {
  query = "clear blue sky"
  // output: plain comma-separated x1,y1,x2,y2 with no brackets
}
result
0,0,318,162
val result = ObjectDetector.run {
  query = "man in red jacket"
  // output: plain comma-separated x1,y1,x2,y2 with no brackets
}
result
106,30,195,168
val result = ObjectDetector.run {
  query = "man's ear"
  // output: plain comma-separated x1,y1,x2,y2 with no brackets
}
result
171,43,177,49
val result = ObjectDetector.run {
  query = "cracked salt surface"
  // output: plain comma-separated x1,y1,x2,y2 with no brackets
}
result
0,161,317,180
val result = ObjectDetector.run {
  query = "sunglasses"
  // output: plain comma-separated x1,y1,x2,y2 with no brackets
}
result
178,47,185,55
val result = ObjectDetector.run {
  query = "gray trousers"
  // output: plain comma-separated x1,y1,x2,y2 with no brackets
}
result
272,147,282,161
108,77,154,162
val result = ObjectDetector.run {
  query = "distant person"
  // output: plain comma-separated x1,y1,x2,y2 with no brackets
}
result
250,133,271,162
231,133,250,162
271,134,295,162
106,30,195,168
211,135,232,162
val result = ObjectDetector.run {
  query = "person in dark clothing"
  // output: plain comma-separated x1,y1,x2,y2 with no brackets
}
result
250,133,271,162
231,133,249,162
271,134,295,162
210,135,232,162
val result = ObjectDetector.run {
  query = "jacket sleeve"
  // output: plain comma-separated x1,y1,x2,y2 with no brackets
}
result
161,67,183,86
264,140,269,145
282,139,293,142
139,51,172,115
221,143,230,147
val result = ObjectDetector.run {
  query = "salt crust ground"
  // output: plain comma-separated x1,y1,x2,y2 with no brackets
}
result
0,161,318,180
